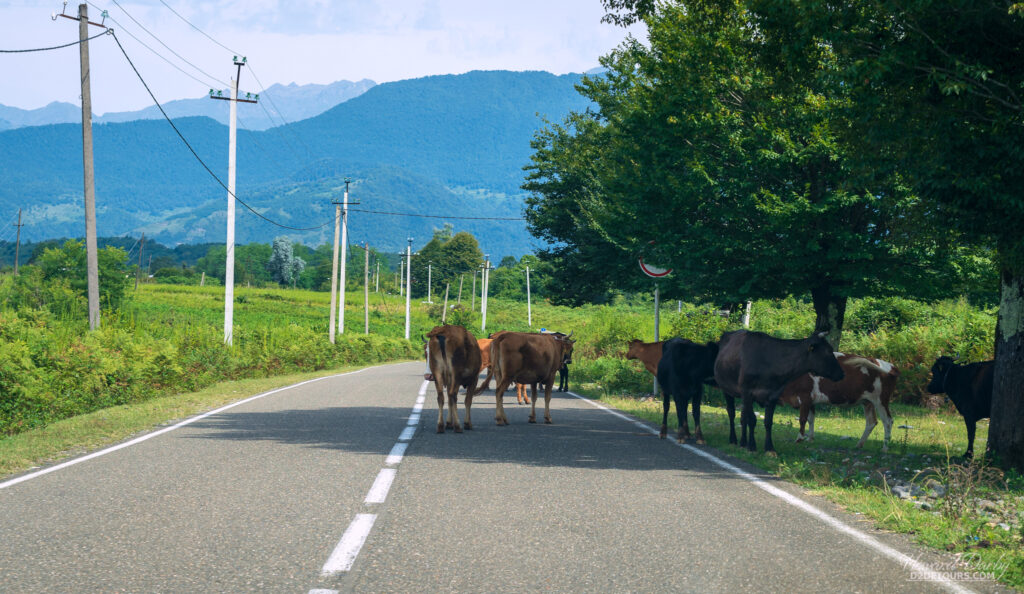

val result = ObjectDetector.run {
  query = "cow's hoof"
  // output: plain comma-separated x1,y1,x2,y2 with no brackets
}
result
659,427,667,439
765,450,778,458
464,422,473,430
545,419,552,424
454,426,463,434
696,439,706,445
445,422,453,429
437,425,444,434
528,416,536,423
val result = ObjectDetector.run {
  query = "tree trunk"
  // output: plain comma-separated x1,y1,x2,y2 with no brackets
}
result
810,285,847,351
988,266,1024,472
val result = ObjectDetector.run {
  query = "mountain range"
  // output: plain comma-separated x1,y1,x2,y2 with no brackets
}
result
0,70,593,257
0,79,376,131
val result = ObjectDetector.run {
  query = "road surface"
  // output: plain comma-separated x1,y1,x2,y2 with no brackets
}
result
0,362,1002,593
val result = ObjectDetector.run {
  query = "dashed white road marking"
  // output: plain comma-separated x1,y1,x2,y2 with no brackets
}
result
365,469,397,504
566,391,976,594
407,413,421,425
386,442,409,466
399,426,416,441
321,513,377,575
0,366,381,491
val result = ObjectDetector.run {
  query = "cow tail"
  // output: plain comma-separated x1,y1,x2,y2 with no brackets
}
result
437,333,448,367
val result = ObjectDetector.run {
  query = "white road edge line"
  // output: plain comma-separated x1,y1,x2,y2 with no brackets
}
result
0,366,385,491
308,589,339,594
566,391,977,594
321,513,377,575
365,468,397,504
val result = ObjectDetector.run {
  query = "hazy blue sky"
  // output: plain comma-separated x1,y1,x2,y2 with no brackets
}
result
1,0,645,114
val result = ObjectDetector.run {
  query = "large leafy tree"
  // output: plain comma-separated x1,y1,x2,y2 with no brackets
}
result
526,0,955,346
751,0,1024,468
37,240,129,310
410,227,484,299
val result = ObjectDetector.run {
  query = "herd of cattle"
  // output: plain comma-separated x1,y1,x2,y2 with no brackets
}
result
424,324,994,458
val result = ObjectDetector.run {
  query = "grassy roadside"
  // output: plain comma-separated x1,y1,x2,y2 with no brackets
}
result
0,361,415,480
572,383,1024,590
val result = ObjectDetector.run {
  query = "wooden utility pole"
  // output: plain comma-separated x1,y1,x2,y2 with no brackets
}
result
364,241,370,335
135,233,145,290
13,208,22,276
77,3,100,330
209,56,257,346
328,199,341,344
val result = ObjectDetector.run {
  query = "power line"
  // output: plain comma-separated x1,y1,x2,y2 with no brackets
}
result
154,0,241,56
0,30,109,53
347,208,525,221
104,0,229,88
109,30,329,233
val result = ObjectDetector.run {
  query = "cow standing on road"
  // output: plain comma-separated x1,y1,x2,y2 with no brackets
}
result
491,331,575,425
656,338,718,443
926,356,994,459
714,330,845,453
479,332,531,404
426,325,482,433
778,353,899,451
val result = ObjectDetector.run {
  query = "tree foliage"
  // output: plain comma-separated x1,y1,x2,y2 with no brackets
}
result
36,240,129,311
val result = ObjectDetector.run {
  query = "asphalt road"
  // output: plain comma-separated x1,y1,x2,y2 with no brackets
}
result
0,362,1005,593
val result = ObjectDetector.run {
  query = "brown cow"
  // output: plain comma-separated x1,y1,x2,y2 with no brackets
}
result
778,353,899,451
479,332,530,404
626,339,664,375
426,325,482,433
491,331,575,425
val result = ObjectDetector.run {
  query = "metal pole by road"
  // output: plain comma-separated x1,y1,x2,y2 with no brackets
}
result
471,271,476,311
427,262,432,304
481,256,490,333
404,238,413,340
653,283,660,396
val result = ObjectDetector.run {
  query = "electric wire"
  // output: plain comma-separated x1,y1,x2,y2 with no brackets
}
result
105,0,229,89
347,208,525,221
154,0,241,56
109,30,330,232
0,30,109,53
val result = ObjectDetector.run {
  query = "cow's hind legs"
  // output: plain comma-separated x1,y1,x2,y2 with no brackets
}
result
659,388,671,439
448,389,462,433
528,384,540,423
675,391,691,443
435,380,446,433
692,387,706,445
763,400,777,456
856,400,877,449
543,382,553,424
726,396,738,445
494,380,511,425
463,385,475,430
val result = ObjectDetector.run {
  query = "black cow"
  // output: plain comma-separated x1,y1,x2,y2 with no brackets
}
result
656,338,719,443
714,330,845,453
926,356,994,459
557,362,570,392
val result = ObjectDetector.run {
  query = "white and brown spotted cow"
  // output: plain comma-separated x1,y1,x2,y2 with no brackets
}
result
778,353,899,451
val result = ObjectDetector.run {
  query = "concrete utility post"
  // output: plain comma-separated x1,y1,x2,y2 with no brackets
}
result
427,262,432,304
526,265,532,327
364,242,370,335
404,238,413,340
78,4,100,331
742,299,753,328
328,199,341,343
399,255,404,297
337,178,351,335
375,261,379,292
471,270,477,311
135,233,145,291
442,283,450,323
209,56,257,346
13,208,22,276
481,256,490,333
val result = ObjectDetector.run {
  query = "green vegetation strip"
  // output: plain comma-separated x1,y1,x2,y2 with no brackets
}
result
0,364,411,480
576,385,1023,589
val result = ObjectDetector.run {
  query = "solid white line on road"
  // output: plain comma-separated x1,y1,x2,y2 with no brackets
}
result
407,413,421,425
0,366,382,491
365,468,398,504
416,395,425,405
399,427,416,441
386,442,409,466
412,402,424,413
566,391,977,594
321,513,377,575
308,590,339,594
418,381,428,396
